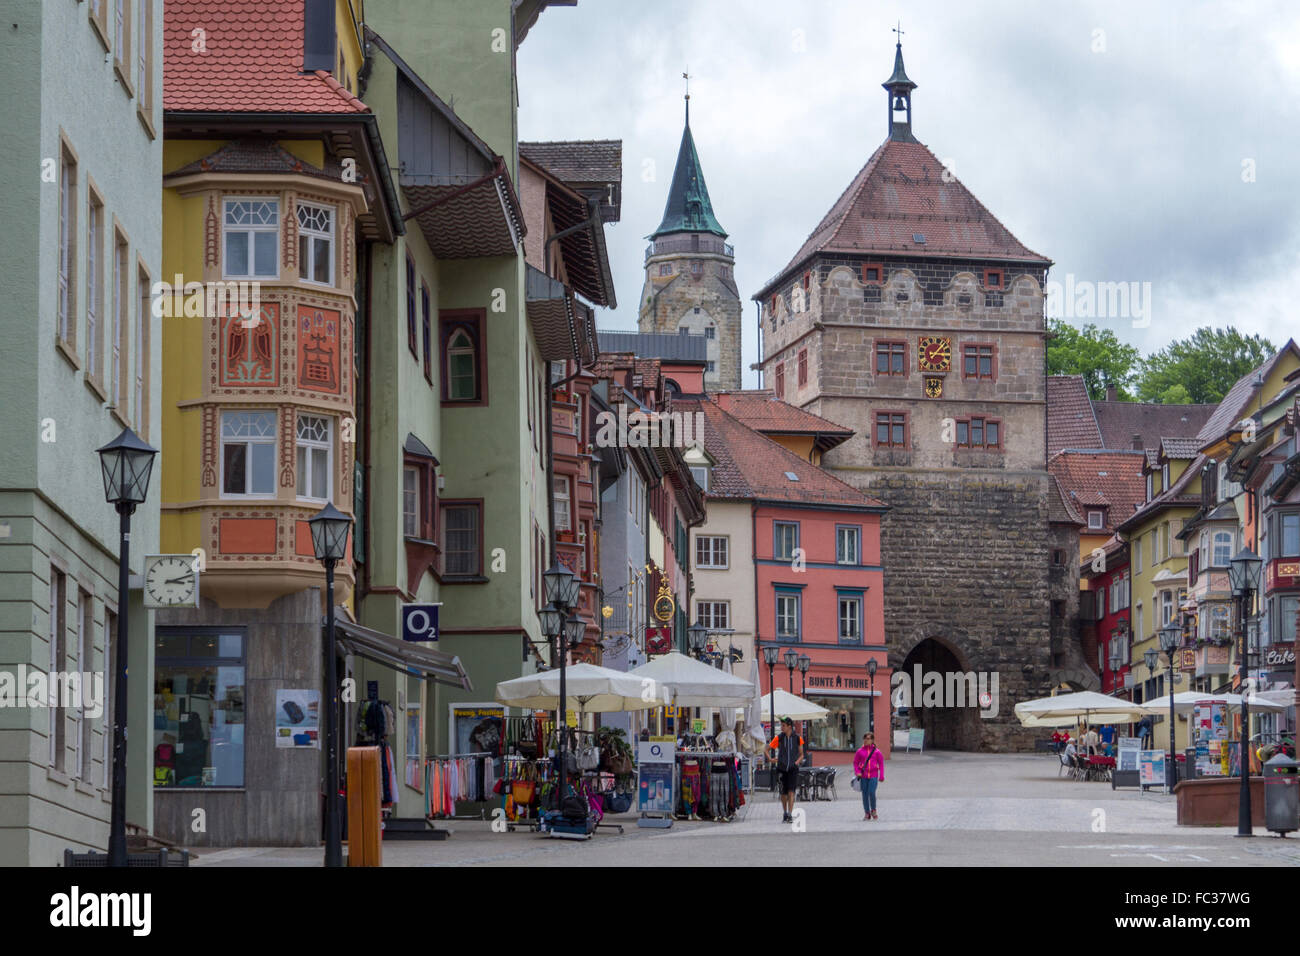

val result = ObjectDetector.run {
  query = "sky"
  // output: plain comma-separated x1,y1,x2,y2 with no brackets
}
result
517,0,1300,390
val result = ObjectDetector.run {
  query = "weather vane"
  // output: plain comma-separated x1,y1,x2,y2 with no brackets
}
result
893,21,904,42
682,69,691,100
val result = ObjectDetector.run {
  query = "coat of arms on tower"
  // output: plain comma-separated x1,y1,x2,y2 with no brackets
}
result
297,305,340,393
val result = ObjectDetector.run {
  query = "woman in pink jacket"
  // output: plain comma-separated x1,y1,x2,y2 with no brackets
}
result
854,732,885,820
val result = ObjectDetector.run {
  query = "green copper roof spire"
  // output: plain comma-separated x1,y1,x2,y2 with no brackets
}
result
882,26,918,143
650,92,727,239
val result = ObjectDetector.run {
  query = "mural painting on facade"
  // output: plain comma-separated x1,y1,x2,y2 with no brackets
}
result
220,303,279,387
297,305,340,394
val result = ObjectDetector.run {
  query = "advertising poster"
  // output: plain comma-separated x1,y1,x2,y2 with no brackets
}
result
453,706,504,756
637,738,674,813
1138,750,1166,786
275,689,320,748
1117,747,1140,772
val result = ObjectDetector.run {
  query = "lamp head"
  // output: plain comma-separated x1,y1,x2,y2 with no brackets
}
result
308,502,352,562
763,645,779,667
784,649,799,671
95,426,158,506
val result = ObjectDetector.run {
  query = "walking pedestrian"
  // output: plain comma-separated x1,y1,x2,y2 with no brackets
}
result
767,717,804,823
854,732,885,820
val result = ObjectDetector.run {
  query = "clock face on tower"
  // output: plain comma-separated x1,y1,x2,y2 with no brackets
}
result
143,555,200,608
918,336,952,372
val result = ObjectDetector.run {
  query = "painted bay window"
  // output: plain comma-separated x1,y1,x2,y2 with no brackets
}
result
403,466,419,537
153,629,246,788
223,199,278,279
1270,594,1299,645
296,201,334,286
773,521,799,561
220,409,276,497
1211,530,1234,567
401,450,436,541
295,413,332,502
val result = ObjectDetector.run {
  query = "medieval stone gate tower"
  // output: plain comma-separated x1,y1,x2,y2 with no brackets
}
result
754,41,1055,750
639,96,742,392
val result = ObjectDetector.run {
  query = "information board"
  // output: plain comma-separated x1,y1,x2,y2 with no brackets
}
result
1139,750,1166,787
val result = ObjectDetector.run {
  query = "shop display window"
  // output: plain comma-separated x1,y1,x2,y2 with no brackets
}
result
153,628,246,788
806,695,874,752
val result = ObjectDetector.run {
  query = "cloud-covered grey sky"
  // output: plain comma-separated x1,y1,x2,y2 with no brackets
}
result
518,0,1300,388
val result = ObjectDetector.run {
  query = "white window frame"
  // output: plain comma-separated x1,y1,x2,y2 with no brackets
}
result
220,409,277,499
697,600,730,631
403,465,420,538
1160,589,1174,627
774,521,799,561
1211,530,1234,568
836,526,860,565
86,191,102,380
1088,510,1103,530
75,590,92,780
776,592,800,641
296,201,335,286
58,149,77,344
111,232,127,407
135,263,149,434
445,328,477,401
554,475,571,532
690,466,709,491
222,197,279,279
295,413,333,502
48,568,65,771
838,595,862,643
695,535,729,569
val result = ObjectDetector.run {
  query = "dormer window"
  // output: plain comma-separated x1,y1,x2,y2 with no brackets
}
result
1088,510,1104,530
690,466,709,492
1162,463,1170,490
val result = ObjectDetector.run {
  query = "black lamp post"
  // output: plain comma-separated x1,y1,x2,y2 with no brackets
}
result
797,654,810,696
543,564,581,794
308,501,352,868
867,658,878,733
784,648,798,694
1229,546,1263,837
95,426,157,868
763,645,779,792
1159,623,1180,791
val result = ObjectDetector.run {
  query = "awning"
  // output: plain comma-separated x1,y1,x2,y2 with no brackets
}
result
526,264,596,364
333,609,472,691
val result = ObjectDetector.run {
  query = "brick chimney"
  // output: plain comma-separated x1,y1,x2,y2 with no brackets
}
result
1106,384,1118,402
1131,433,1143,451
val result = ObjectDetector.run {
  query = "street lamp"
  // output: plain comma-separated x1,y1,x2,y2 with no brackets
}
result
95,426,157,867
797,654,810,696
763,645,779,792
1229,546,1263,837
1159,623,1180,792
784,648,798,694
542,563,579,797
308,501,352,868
866,658,878,733
688,621,709,659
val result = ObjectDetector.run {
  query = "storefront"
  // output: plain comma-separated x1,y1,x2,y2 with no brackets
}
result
802,665,890,755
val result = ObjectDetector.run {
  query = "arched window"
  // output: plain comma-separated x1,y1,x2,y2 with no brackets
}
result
1211,530,1234,567
440,311,485,404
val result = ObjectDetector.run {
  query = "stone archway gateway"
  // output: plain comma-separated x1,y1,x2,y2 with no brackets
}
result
891,634,986,752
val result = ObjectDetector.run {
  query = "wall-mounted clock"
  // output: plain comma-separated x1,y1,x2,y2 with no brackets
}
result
918,336,952,372
924,376,944,398
143,555,200,608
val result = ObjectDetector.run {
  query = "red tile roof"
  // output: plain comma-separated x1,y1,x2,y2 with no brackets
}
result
1048,474,1085,526
1048,450,1147,534
164,0,369,114
758,137,1048,296
710,390,854,451
1047,376,1103,455
681,400,886,510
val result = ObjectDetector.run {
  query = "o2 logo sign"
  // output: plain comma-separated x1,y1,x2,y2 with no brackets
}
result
401,603,441,643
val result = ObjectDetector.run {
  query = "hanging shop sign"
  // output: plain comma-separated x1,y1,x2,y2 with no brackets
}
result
275,689,320,749
1265,645,1295,667
645,626,672,655
652,582,676,623
401,603,441,642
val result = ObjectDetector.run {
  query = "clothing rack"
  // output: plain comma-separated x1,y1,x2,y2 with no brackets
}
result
675,750,743,822
423,752,496,820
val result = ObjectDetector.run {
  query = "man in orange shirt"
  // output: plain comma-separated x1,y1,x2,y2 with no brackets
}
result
768,717,805,823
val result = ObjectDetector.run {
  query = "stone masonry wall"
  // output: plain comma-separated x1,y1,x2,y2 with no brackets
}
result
639,254,742,391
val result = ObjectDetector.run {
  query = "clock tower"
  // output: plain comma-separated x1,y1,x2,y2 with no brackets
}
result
639,93,742,392
754,38,1061,751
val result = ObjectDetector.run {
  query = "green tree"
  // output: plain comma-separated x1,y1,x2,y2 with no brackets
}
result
1136,328,1275,404
1047,318,1141,400
1157,383,1193,405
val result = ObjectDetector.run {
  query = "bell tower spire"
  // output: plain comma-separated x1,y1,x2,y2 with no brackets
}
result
882,24,917,143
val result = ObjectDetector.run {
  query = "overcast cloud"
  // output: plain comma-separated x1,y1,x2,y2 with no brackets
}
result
517,0,1300,388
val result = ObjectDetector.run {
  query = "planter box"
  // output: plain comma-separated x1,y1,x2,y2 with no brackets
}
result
1173,776,1267,826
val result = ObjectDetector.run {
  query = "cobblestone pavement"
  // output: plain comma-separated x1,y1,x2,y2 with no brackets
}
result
192,752,1300,866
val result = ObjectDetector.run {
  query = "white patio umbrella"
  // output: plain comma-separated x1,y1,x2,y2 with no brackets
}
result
759,687,830,722
626,651,755,707
1014,691,1148,728
741,660,768,752
495,663,659,714
1136,691,1289,715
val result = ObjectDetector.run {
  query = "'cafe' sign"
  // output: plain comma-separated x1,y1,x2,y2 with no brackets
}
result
1265,645,1296,667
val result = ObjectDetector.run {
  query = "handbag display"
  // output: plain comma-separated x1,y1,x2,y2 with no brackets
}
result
577,745,600,771
511,779,536,804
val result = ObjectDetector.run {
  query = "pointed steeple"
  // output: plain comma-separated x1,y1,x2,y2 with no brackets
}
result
650,94,727,239
882,28,917,143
